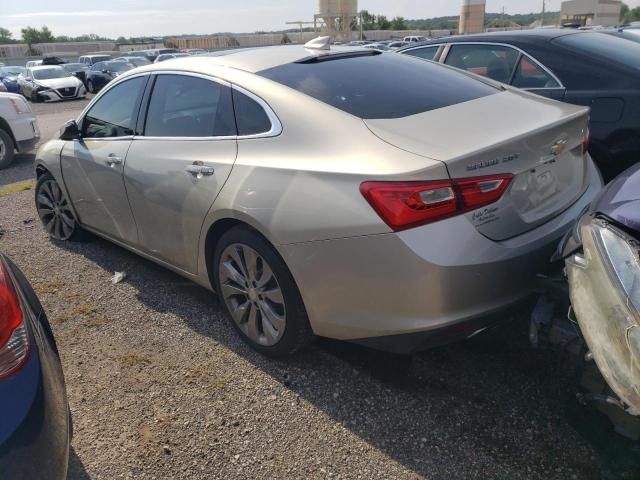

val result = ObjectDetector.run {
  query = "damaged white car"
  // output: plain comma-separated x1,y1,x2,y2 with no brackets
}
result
18,65,86,103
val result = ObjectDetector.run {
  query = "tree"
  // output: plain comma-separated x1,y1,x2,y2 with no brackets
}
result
21,25,55,52
376,15,391,30
390,17,408,30
0,27,13,43
621,2,630,20
624,6,640,22
359,10,377,30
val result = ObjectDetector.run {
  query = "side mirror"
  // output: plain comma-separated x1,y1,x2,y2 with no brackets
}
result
60,120,81,141
101,69,108,74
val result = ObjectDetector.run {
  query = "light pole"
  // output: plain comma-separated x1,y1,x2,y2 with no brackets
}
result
541,0,546,26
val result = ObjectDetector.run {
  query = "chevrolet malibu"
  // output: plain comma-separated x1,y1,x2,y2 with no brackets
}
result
34,40,602,356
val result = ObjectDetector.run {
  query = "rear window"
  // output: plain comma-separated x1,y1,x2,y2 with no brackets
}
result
258,53,498,119
554,33,640,70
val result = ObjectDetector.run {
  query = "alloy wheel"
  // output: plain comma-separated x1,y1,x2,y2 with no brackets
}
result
36,179,77,240
218,244,286,346
0,137,5,162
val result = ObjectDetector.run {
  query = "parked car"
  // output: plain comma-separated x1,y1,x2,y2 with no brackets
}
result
0,255,71,479
560,164,640,411
397,30,640,181
363,43,391,51
387,41,410,49
0,66,26,94
42,56,67,66
404,36,429,43
35,41,601,357
113,56,151,67
154,53,190,63
18,66,86,102
61,63,89,87
25,60,42,68
184,49,208,55
85,61,135,93
0,92,39,168
78,54,112,67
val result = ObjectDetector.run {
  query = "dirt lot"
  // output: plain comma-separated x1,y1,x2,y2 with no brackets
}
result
0,100,602,479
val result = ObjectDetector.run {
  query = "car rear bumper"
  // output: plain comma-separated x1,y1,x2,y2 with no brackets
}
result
281,157,603,350
10,114,40,146
0,258,69,480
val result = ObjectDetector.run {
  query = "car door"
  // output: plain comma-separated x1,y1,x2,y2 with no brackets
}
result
60,75,147,244
123,73,238,273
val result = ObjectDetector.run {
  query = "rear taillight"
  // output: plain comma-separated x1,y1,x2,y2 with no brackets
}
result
360,174,512,231
582,125,590,156
0,260,30,379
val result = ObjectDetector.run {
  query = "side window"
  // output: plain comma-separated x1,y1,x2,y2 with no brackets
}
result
144,75,236,138
512,56,560,89
232,89,273,136
82,77,145,138
445,44,519,83
403,46,441,61
91,62,103,72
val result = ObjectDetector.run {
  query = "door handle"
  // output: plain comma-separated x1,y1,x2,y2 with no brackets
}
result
106,154,122,166
186,163,215,177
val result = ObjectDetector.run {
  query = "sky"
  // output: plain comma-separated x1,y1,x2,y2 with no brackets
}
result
1,0,639,39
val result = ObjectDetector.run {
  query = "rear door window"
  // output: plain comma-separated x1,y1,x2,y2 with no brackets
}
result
444,44,519,83
512,56,560,89
258,53,497,119
403,46,441,61
144,74,236,137
232,89,273,136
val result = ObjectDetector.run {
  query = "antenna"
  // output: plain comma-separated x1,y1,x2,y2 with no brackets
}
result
304,36,332,50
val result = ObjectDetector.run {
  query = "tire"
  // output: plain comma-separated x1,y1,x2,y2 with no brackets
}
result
35,172,89,242
87,80,94,94
213,226,314,357
29,89,39,103
0,129,15,169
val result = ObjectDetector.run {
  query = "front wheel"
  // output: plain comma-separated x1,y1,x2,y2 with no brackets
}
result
0,129,15,169
35,173,89,242
86,80,94,94
213,226,314,357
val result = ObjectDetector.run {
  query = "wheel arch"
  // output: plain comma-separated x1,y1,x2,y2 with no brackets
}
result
0,117,18,150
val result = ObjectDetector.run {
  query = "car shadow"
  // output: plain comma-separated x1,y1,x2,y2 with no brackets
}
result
55,236,605,479
67,447,90,479
0,152,36,186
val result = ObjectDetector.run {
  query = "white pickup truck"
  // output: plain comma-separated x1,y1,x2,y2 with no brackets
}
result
0,92,40,169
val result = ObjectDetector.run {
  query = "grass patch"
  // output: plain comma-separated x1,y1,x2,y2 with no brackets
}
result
0,181,33,197
72,304,98,316
120,353,151,368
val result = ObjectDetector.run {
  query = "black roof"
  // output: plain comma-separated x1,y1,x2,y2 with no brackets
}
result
397,29,587,51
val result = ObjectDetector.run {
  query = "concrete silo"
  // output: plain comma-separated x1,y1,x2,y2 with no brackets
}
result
315,0,358,41
460,0,486,34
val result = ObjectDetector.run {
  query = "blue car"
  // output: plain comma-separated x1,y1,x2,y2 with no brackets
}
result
0,255,70,479
0,67,26,94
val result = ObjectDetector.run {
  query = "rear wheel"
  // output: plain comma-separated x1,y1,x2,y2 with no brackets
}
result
0,129,15,169
213,226,313,357
87,80,94,94
35,172,89,242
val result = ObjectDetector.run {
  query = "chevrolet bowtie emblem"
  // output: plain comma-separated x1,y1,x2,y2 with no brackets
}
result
550,139,568,156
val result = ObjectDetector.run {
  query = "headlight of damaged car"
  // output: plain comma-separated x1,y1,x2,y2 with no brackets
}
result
566,220,640,413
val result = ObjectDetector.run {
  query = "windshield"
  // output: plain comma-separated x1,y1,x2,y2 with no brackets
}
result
258,52,497,119
125,57,151,66
105,61,134,72
62,63,86,71
554,32,640,70
32,68,72,80
0,66,25,78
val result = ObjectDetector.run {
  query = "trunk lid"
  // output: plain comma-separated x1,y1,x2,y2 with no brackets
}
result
364,89,591,241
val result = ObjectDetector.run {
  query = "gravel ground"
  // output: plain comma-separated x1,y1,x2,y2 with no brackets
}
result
0,102,602,479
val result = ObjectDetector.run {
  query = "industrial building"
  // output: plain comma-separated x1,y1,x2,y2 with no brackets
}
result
560,0,622,26
459,0,486,34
